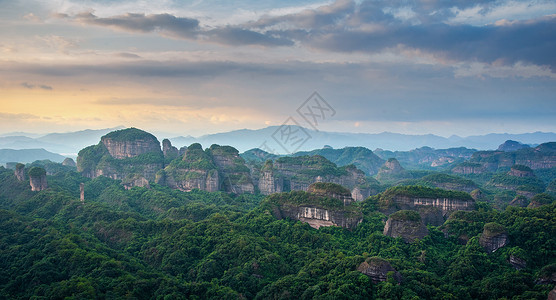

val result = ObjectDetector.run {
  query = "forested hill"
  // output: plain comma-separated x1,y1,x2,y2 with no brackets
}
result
0,166,555,299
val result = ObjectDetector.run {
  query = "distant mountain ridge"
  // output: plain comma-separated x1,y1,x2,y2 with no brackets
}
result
2,126,555,155
169,126,556,153
0,149,65,164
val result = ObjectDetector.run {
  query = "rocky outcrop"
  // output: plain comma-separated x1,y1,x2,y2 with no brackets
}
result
267,191,362,229
275,204,361,229
77,128,164,183
307,182,354,206
163,144,220,192
508,165,535,177
417,206,445,226
28,166,47,191
210,145,254,194
122,175,150,190
497,140,530,152
470,189,485,201
357,257,402,283
256,155,374,199
464,142,556,171
377,186,475,228
257,161,284,195
537,264,556,285
452,162,486,175
508,255,527,270
509,195,529,207
101,128,161,159
14,163,25,181
376,158,410,182
62,158,76,167
383,210,428,243
479,223,508,253
431,156,455,167
162,139,179,159
291,146,385,176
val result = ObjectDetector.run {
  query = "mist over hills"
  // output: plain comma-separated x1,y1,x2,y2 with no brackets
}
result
1,126,555,160
168,126,556,153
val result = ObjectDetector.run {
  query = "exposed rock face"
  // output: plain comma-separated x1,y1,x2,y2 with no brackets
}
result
465,142,556,171
162,139,179,159
178,146,187,157
479,223,508,253
210,145,254,194
418,206,445,226
275,204,361,229
452,162,486,175
508,165,535,177
508,255,527,270
122,175,150,190
80,183,84,202
470,189,484,201
509,195,529,207
548,286,556,300
62,158,76,167
357,257,402,283
268,191,362,230
537,264,556,285
497,140,530,152
376,158,410,182
28,167,47,191
383,210,429,243
258,161,284,195
431,156,455,167
101,128,161,159
385,195,475,216
14,163,25,181
307,182,354,206
77,128,164,183
256,155,374,199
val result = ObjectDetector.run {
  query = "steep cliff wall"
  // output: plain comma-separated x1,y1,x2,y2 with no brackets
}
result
377,186,475,219
28,166,47,191
266,191,362,229
257,155,375,199
209,145,254,194
383,210,428,243
77,128,164,185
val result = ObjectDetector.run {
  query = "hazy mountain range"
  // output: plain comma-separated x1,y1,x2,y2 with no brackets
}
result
0,126,555,163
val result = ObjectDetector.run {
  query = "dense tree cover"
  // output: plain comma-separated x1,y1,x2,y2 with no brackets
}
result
0,166,555,299
101,127,159,143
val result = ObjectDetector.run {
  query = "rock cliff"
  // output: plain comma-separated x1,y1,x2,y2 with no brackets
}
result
255,155,375,200
357,257,402,283
376,158,410,182
508,255,527,270
14,163,25,181
77,128,164,185
508,195,529,207
451,162,486,175
101,128,161,159
266,191,362,229
377,186,475,218
479,222,508,253
209,145,254,194
383,210,429,243
28,166,47,191
307,182,354,206
508,165,535,177
420,173,478,193
463,142,556,171
162,143,220,192
62,158,76,167
162,139,179,159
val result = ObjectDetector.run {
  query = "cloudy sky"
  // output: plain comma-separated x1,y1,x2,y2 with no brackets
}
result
1,0,555,137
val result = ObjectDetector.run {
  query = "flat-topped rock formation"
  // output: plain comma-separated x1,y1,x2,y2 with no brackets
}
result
479,222,508,253
357,257,402,283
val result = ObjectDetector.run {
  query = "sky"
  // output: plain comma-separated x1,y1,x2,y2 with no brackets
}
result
0,0,555,138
